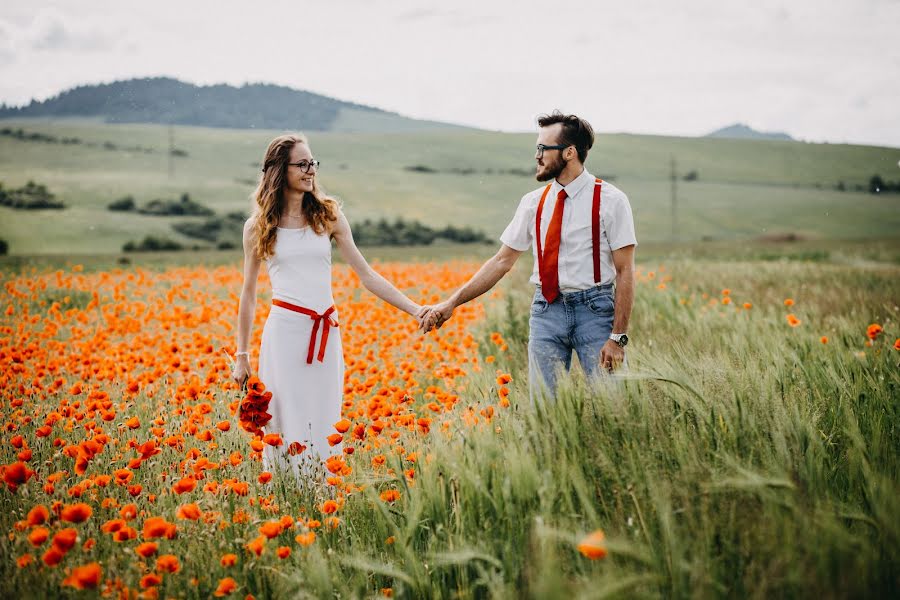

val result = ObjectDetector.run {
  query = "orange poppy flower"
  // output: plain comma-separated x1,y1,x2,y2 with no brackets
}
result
136,541,158,557
258,521,283,539
214,577,238,597
172,477,197,494
155,554,180,573
245,535,265,556
577,529,608,559
26,505,49,526
379,490,400,503
140,573,162,589
52,528,78,553
60,502,93,523
866,323,883,340
28,527,49,547
220,553,237,567
176,503,202,520
62,562,102,589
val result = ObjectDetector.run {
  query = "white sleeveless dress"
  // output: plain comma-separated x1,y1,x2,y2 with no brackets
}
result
258,226,343,478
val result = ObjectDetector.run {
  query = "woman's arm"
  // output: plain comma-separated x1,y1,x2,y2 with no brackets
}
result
233,219,262,384
332,210,424,317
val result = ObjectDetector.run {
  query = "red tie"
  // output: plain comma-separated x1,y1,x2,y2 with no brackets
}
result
540,189,567,303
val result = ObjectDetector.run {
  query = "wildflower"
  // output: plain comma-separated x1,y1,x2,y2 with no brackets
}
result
60,503,93,523
258,472,273,484
784,298,794,306
577,529,607,560
245,536,266,556
379,489,401,503
295,532,316,546
62,562,101,589
2,461,35,492
786,314,801,327
26,505,49,526
155,554,180,573
28,527,49,547
172,477,197,494
135,542,158,557
866,323,883,340
214,577,238,597
259,521,283,539
820,336,828,344
894,338,900,351
176,503,202,520
221,553,237,567
320,500,338,514
140,573,162,588
276,546,291,559
52,528,78,553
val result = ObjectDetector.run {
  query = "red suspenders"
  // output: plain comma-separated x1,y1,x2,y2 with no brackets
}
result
535,178,604,286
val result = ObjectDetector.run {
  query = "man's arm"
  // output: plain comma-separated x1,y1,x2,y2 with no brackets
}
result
600,244,635,370
426,244,523,329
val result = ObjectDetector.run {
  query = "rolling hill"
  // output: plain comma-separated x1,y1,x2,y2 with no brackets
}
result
706,123,794,141
0,78,468,133
0,118,899,256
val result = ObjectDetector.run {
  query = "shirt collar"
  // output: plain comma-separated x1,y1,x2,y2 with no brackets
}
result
553,167,593,198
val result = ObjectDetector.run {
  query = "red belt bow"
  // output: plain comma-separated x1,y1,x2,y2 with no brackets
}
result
272,299,339,364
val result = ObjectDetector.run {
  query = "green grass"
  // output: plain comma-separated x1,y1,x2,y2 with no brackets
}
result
1,119,899,255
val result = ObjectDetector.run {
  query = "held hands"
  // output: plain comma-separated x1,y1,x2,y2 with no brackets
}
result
599,339,624,373
416,300,455,333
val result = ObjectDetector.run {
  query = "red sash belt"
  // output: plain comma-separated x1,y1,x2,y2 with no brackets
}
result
271,299,339,364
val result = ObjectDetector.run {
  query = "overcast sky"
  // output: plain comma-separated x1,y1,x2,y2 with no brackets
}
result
1,0,898,147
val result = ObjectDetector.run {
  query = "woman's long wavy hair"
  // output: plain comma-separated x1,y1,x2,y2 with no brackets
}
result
251,134,339,261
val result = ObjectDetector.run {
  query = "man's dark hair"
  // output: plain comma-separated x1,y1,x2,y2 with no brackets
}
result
537,110,595,163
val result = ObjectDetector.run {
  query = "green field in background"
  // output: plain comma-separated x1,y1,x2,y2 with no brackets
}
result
1,118,899,255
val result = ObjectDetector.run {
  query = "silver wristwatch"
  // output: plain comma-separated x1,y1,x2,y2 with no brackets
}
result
609,333,629,347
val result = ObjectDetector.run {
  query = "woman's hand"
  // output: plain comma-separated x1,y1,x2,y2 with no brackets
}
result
232,355,252,386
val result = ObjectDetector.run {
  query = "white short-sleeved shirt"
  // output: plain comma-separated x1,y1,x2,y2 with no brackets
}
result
500,168,637,292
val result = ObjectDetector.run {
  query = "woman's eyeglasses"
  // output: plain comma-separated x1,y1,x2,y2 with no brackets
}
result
288,159,320,173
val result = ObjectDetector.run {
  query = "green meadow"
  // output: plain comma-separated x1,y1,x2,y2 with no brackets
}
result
1,118,899,256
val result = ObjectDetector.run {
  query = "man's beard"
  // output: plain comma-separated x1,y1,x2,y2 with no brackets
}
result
536,155,567,182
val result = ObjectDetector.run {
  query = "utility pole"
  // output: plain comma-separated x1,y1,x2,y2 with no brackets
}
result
168,125,174,180
670,155,678,241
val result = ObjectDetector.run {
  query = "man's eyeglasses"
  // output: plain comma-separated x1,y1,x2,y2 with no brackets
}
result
535,144,569,159
288,159,320,173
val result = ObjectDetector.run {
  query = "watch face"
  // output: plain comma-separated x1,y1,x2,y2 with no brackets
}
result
618,334,629,347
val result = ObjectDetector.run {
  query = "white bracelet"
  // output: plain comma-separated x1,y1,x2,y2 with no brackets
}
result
235,351,250,358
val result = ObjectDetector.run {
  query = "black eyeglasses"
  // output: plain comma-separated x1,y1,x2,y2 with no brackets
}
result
287,159,320,173
535,144,569,158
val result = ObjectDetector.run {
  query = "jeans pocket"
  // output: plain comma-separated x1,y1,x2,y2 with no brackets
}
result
530,297,550,316
586,293,614,316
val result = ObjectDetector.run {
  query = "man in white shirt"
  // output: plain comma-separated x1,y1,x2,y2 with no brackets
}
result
423,111,637,396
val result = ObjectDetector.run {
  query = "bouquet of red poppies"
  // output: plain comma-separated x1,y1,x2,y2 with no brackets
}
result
238,376,273,436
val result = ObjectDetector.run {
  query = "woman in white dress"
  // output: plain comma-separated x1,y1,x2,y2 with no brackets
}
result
231,133,427,479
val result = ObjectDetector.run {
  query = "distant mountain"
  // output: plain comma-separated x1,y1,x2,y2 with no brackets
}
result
706,123,794,141
0,77,469,133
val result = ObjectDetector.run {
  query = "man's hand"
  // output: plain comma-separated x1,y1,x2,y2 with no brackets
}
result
599,339,625,372
423,300,455,333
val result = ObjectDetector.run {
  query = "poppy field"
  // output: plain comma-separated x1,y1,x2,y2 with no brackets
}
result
1,255,899,598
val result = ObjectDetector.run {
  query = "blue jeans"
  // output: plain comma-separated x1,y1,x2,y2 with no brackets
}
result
528,284,617,398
